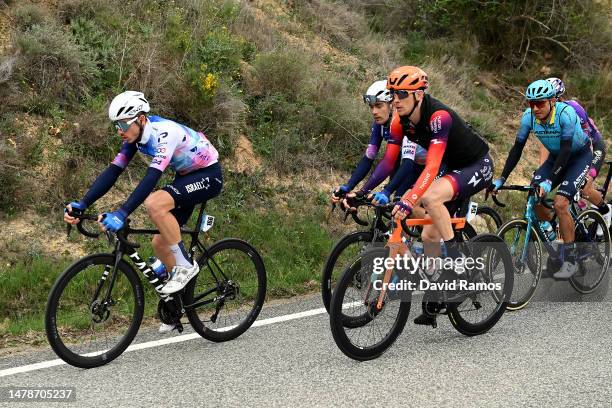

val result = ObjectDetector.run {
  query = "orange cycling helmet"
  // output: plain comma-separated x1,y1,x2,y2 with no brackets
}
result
387,66,429,91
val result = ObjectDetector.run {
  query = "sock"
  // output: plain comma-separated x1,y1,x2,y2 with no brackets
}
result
170,241,193,268
563,242,576,264
443,237,461,260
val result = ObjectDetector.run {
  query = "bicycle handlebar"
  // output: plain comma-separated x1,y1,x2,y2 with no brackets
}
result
66,211,140,248
489,185,554,209
332,194,392,226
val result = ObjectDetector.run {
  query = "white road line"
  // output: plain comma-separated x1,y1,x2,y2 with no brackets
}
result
0,305,352,378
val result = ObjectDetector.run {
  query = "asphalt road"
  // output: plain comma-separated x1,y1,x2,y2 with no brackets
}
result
1,276,611,408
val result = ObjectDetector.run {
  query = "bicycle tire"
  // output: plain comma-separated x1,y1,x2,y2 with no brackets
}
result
447,233,513,336
474,205,503,234
45,254,144,368
496,219,543,310
570,210,611,293
185,239,266,342
329,248,411,361
321,231,374,314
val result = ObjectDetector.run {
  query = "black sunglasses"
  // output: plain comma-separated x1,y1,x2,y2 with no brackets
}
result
390,90,413,100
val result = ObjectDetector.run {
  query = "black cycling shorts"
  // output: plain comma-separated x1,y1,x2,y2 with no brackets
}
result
442,153,494,214
532,146,591,200
162,162,223,226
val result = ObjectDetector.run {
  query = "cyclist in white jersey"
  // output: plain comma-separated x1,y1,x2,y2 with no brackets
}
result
64,92,223,310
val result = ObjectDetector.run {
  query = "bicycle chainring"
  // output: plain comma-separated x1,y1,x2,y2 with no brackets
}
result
157,299,183,325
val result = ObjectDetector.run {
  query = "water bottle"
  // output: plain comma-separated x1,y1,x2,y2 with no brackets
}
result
541,221,556,241
148,257,168,280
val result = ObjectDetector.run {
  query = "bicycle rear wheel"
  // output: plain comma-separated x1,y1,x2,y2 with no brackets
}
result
447,234,513,336
496,219,543,310
185,239,266,342
330,247,411,361
570,210,611,293
45,254,143,368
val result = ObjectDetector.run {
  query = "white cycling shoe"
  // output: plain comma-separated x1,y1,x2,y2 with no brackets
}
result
160,261,200,294
159,322,178,334
553,261,578,279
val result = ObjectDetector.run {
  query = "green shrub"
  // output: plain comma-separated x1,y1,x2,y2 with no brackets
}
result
0,140,21,213
11,4,49,30
250,50,306,99
13,23,98,109
189,30,244,78
70,17,120,90
353,0,611,71
57,0,118,24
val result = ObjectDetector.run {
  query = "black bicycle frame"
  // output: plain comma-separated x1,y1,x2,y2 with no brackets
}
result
91,203,230,312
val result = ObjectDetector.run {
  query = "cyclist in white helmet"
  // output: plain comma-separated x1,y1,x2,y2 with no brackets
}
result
64,91,223,331
332,80,427,208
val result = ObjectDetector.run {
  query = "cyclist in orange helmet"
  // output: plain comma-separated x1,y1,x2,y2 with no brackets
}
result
387,66,494,325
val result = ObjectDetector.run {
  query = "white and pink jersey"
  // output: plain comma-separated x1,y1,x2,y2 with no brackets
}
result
112,115,219,175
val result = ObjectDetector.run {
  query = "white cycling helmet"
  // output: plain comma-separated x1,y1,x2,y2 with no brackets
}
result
363,80,392,105
108,91,150,121
546,77,565,97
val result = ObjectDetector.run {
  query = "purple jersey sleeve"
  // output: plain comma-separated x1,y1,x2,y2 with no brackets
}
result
111,142,138,169
360,123,404,193
365,122,384,159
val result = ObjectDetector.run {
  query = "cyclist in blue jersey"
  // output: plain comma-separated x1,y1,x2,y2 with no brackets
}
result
546,77,608,215
64,92,223,310
491,80,592,279
331,80,427,209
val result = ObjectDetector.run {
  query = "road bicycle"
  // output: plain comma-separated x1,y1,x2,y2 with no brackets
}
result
321,194,490,317
494,185,610,310
329,213,513,361
45,203,266,368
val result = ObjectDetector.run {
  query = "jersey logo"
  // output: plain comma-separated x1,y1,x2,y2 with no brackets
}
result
431,139,444,145
468,175,481,187
160,132,168,139
431,115,442,133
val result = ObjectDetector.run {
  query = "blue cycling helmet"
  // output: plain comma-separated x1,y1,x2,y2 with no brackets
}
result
525,79,556,101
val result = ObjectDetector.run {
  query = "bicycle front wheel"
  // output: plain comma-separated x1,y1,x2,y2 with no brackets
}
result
185,239,266,342
330,247,411,361
571,209,611,293
497,219,543,310
45,254,144,368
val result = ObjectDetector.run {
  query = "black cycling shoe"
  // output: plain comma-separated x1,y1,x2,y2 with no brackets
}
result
413,312,437,327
